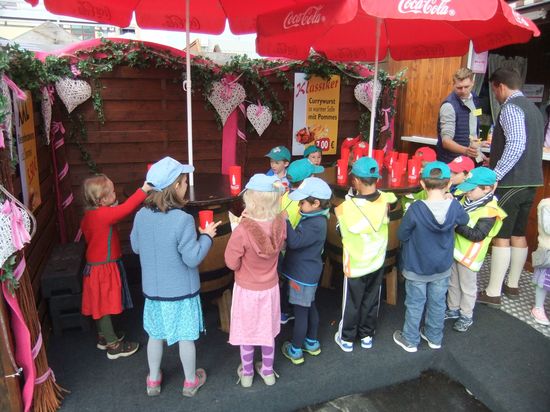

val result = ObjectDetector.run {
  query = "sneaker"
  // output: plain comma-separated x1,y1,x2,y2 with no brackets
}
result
146,372,162,397
420,328,441,349
97,332,125,350
453,316,474,332
444,309,460,320
531,307,550,326
182,368,207,397
302,338,321,356
476,290,501,308
106,340,139,360
254,361,278,386
280,313,295,324
360,336,373,349
503,284,519,300
334,332,353,353
281,341,304,365
236,364,253,388
393,330,417,353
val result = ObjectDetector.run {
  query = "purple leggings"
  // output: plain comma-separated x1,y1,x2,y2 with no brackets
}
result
240,344,274,376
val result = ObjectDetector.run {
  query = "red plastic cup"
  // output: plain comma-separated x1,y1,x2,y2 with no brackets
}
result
147,163,153,171
385,151,398,170
373,149,384,170
398,152,408,165
341,147,350,163
337,159,348,185
228,165,242,192
408,158,421,181
198,210,214,229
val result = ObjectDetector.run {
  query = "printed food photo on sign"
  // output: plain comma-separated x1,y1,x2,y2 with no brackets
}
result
292,73,341,156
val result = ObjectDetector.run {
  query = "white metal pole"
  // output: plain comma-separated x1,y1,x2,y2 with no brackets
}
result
185,0,194,186
368,18,381,157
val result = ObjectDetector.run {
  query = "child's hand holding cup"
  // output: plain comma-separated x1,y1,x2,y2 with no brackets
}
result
198,210,221,237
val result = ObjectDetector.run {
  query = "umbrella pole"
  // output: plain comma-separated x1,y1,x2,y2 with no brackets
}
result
368,17,382,158
185,0,195,186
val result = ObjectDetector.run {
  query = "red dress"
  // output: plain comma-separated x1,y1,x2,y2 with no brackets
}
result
80,189,146,319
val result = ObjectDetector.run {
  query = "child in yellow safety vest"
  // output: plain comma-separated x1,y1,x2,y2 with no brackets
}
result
334,157,396,352
446,167,506,332
280,158,324,324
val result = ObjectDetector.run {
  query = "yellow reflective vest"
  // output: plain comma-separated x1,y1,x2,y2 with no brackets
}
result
454,199,507,271
281,191,301,229
335,191,397,278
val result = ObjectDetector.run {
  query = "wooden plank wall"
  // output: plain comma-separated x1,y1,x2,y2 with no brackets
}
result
65,66,368,251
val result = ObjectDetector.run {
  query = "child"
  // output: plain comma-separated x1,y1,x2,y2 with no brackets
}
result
265,146,291,188
401,147,438,212
280,158,324,325
447,155,475,194
531,198,550,325
394,161,469,352
280,177,331,364
334,157,397,352
80,173,151,359
446,167,506,332
131,157,220,397
304,145,322,166
225,174,287,388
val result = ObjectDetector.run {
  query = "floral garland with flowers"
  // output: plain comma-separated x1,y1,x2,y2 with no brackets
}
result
0,39,406,172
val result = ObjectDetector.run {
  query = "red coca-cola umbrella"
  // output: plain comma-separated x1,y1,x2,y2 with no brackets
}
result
256,0,540,154
24,0,313,184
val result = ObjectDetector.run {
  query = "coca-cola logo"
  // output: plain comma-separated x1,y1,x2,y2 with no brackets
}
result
283,5,326,30
77,1,112,21
164,15,201,30
397,0,455,17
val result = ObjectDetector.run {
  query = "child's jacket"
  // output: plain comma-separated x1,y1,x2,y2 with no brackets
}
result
335,191,397,278
454,198,506,271
281,191,301,229
398,199,469,276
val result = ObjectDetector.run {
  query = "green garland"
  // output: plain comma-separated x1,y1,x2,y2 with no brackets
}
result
1,39,407,172
0,256,18,295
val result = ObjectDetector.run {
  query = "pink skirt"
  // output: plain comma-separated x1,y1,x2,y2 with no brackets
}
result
229,283,280,347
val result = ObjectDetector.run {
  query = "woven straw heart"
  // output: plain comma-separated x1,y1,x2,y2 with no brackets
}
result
207,81,246,126
354,79,382,112
55,78,92,113
0,201,31,268
246,104,272,136
41,87,52,143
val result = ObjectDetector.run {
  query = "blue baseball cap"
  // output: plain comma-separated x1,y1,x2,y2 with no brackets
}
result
421,161,451,179
351,157,380,178
244,174,284,193
287,158,324,183
147,156,194,191
456,167,497,192
289,177,332,201
265,146,291,161
303,145,322,158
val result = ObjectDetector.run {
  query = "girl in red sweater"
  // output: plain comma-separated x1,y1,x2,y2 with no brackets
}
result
80,174,151,359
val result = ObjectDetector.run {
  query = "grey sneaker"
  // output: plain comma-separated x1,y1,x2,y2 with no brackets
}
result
444,309,460,320
453,316,473,332
393,330,417,353
420,328,441,349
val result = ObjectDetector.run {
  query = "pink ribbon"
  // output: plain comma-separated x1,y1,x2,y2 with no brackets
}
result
380,108,391,133
70,64,81,77
0,124,4,149
256,100,264,116
1,201,31,250
51,121,65,136
62,193,74,209
14,257,26,281
43,85,55,105
35,368,55,385
53,136,65,150
2,74,27,101
58,162,69,180
238,104,247,142
31,330,42,359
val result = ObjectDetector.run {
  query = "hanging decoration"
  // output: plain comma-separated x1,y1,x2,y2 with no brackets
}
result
207,78,246,126
246,103,272,136
55,78,91,114
354,79,382,111
41,86,54,144
0,194,33,268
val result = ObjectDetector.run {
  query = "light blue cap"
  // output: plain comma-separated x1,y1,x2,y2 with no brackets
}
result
245,174,284,192
146,156,194,191
289,177,332,201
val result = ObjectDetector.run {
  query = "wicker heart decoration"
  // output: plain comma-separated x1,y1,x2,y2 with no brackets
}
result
246,104,272,136
55,78,92,113
207,81,246,126
354,79,382,111
0,200,31,267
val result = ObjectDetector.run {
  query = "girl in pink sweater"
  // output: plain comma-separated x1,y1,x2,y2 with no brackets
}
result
224,174,286,388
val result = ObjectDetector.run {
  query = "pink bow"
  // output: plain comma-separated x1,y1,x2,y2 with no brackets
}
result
2,74,27,101
43,85,55,104
70,64,81,77
51,121,65,136
220,73,243,101
256,100,264,116
380,108,391,133
1,201,30,250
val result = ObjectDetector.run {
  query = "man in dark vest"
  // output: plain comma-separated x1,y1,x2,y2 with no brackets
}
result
436,68,480,163
477,68,544,307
